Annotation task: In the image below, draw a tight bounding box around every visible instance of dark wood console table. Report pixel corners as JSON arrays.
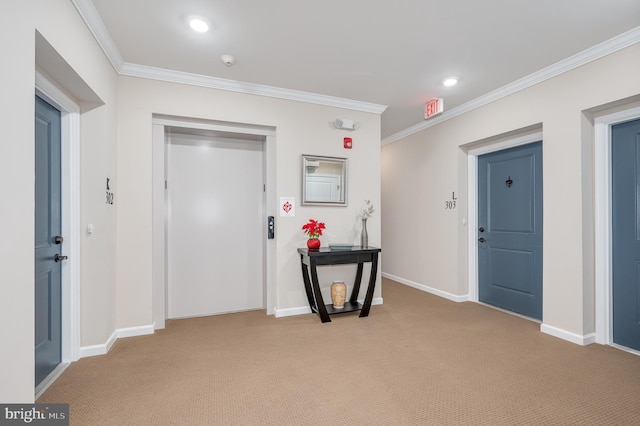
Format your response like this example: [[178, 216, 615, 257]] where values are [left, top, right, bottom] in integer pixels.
[[297, 246, 381, 323]]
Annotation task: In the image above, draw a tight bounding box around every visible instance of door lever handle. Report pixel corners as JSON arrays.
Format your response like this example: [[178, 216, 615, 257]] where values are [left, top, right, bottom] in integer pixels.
[[54, 254, 68, 262], [478, 238, 486, 243]]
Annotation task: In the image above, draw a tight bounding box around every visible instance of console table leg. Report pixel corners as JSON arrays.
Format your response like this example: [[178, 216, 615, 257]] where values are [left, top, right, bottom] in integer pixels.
[[359, 252, 379, 317], [300, 259, 316, 313], [349, 263, 364, 303], [310, 260, 331, 323]]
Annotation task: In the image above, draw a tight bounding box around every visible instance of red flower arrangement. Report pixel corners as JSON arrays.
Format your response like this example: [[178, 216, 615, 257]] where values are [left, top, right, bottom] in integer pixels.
[[302, 219, 325, 239]]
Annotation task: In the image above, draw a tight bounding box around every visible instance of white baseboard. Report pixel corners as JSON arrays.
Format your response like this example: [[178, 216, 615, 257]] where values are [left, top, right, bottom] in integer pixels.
[[117, 324, 155, 338], [79, 325, 154, 358], [79, 330, 117, 358], [540, 323, 596, 346], [275, 297, 383, 318], [382, 272, 469, 303], [275, 306, 312, 318]]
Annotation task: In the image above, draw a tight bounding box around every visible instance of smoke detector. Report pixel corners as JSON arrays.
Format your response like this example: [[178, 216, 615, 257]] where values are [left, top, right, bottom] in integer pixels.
[[221, 54, 236, 67]]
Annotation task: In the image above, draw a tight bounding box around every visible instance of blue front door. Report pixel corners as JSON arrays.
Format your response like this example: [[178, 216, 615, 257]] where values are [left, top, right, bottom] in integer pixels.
[[478, 142, 543, 320], [611, 118, 640, 351], [34, 96, 62, 386]]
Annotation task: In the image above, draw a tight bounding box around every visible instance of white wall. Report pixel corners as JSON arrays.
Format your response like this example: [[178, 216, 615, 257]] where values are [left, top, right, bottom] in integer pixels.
[[0, 0, 118, 401], [116, 76, 382, 329], [382, 42, 640, 340]]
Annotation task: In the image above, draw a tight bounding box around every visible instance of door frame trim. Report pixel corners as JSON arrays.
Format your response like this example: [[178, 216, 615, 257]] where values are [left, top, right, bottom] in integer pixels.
[[467, 131, 543, 303], [151, 116, 277, 329], [594, 106, 640, 346], [34, 72, 81, 388]]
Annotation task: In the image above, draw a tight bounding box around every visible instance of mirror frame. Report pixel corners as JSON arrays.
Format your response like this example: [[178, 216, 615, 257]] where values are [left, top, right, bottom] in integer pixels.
[[301, 154, 348, 206]]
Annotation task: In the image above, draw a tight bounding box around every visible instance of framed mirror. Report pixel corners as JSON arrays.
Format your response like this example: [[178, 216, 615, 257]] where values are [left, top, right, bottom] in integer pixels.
[[302, 155, 348, 206]]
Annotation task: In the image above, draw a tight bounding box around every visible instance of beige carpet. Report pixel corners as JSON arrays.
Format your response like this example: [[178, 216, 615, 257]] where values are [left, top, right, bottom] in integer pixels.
[[38, 279, 640, 425]]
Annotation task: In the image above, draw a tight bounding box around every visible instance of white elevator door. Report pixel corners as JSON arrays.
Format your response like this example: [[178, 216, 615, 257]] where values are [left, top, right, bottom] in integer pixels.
[[167, 134, 264, 318]]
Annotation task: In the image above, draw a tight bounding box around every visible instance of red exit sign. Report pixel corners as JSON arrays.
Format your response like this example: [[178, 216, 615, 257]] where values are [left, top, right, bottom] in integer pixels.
[[424, 98, 444, 119]]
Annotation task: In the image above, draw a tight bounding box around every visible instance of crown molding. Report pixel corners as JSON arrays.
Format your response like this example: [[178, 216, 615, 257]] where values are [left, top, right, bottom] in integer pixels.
[[72, 0, 124, 72], [120, 63, 387, 114], [72, 0, 387, 115], [71, 1, 637, 136], [382, 25, 640, 146]]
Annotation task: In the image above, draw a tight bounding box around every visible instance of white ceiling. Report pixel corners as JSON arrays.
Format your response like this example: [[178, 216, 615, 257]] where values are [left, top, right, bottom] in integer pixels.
[[86, 0, 640, 140]]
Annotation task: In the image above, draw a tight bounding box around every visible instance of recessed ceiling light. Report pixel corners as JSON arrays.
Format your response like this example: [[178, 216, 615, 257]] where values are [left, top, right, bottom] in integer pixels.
[[443, 77, 459, 87], [188, 16, 211, 33]]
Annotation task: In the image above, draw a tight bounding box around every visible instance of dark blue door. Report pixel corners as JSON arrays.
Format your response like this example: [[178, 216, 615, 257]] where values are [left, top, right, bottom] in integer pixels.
[[612, 118, 640, 351], [478, 142, 543, 320], [35, 96, 62, 386]]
